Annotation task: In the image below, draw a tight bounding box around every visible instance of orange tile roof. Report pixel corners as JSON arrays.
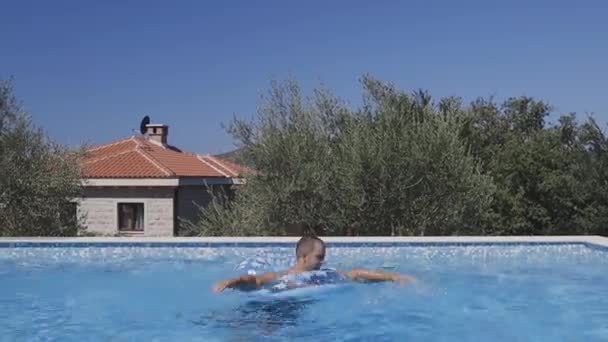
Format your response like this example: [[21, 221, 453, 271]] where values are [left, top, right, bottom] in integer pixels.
[[81, 136, 248, 178], [199, 155, 253, 177]]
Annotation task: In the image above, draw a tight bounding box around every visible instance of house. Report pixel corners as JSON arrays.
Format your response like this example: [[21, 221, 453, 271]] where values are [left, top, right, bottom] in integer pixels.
[[78, 122, 247, 236]]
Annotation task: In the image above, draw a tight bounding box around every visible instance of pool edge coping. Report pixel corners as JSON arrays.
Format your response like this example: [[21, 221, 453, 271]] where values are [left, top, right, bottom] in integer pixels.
[[0, 235, 607, 248]]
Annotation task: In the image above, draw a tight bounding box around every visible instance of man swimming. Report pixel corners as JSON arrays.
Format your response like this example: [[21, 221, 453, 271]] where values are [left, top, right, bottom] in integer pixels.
[[213, 235, 416, 293]]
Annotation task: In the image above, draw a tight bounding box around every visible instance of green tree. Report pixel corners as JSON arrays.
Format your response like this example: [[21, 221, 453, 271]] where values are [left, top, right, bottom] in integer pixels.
[[575, 117, 608, 235], [0, 79, 83, 236], [189, 76, 608, 237], [463, 97, 607, 235], [328, 77, 494, 236], [188, 77, 495, 236]]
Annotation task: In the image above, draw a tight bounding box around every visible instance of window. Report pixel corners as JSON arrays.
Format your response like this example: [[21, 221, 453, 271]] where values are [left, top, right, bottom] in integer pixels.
[[118, 203, 144, 231]]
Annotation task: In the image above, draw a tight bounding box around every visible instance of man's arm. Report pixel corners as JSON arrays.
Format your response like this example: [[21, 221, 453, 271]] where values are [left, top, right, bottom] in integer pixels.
[[213, 272, 280, 293], [338, 268, 416, 283]]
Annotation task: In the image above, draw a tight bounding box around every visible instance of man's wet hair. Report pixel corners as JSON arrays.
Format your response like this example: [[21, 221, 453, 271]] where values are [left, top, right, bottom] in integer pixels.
[[295, 235, 325, 259]]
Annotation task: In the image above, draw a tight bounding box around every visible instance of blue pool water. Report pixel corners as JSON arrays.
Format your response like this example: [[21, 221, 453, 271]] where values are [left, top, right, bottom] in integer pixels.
[[1, 242, 608, 341]]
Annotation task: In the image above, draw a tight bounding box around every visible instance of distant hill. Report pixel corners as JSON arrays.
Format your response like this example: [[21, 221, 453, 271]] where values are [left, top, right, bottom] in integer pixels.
[[214, 147, 253, 168]]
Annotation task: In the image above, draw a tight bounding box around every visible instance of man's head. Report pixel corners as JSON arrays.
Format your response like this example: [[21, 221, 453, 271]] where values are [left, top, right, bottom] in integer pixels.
[[295, 236, 326, 271]]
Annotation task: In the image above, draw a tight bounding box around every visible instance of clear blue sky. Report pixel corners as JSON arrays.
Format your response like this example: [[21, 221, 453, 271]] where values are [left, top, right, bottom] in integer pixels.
[[2, 0, 607, 154]]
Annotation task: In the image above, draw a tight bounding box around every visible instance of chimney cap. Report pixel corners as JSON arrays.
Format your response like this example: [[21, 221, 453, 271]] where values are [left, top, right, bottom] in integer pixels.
[[145, 123, 169, 145]]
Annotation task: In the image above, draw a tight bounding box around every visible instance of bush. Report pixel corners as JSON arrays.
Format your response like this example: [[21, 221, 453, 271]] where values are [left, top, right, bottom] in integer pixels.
[[0, 79, 84, 236], [186, 76, 496, 236]]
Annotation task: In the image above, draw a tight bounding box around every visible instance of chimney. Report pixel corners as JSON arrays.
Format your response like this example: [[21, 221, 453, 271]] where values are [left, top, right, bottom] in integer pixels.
[[145, 124, 169, 145]]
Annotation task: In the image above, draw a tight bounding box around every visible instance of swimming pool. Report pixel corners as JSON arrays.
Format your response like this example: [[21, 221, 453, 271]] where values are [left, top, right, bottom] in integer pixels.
[[1, 237, 608, 341]]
